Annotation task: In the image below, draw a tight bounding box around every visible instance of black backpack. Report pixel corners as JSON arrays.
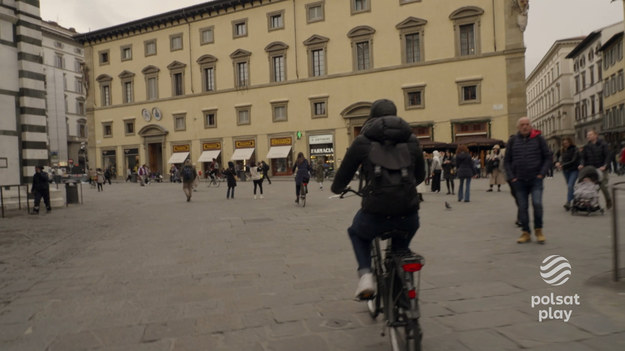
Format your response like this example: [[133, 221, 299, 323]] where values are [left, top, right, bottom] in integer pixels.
[[181, 166, 195, 182], [360, 140, 419, 216]]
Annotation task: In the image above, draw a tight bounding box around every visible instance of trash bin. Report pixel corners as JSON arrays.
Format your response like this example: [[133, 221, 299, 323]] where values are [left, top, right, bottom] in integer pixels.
[[65, 181, 79, 204]]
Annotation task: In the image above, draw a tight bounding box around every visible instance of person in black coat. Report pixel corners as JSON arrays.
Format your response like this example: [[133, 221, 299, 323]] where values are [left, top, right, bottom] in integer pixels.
[[331, 99, 426, 300], [555, 137, 580, 210], [31, 165, 51, 214], [579, 130, 612, 209], [223, 161, 237, 199], [504, 117, 551, 244]]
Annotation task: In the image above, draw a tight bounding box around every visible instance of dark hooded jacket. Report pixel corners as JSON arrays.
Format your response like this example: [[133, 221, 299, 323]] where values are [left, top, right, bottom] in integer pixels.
[[580, 138, 610, 169], [331, 99, 426, 214], [504, 129, 552, 181]]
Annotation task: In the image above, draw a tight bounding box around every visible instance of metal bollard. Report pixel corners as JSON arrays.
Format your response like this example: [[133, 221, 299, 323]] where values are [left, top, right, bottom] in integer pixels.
[[613, 181, 625, 282]]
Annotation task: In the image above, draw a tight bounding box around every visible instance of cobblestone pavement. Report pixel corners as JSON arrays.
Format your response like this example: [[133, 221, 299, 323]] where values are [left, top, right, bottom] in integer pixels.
[[1, 175, 625, 350]]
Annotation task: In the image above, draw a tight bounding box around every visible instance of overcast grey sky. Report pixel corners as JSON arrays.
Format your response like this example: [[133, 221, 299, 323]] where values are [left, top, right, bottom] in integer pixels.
[[40, 0, 624, 76]]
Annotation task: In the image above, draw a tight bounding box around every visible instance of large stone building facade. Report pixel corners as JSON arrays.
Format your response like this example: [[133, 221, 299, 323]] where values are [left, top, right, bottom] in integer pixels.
[[526, 37, 583, 152], [566, 22, 622, 146], [78, 0, 528, 179], [41, 21, 88, 171], [599, 30, 625, 150], [0, 0, 46, 185]]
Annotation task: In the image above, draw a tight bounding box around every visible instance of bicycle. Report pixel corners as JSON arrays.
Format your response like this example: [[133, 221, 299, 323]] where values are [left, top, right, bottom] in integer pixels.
[[299, 181, 308, 207], [339, 188, 425, 351], [207, 174, 221, 188]]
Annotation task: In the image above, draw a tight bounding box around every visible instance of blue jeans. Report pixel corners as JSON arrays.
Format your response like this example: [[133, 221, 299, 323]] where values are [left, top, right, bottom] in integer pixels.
[[563, 169, 578, 204], [512, 178, 544, 232], [458, 177, 472, 202], [347, 209, 420, 275]]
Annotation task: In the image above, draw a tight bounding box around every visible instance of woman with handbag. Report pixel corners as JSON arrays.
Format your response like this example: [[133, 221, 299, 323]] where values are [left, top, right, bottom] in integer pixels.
[[455, 145, 475, 202]]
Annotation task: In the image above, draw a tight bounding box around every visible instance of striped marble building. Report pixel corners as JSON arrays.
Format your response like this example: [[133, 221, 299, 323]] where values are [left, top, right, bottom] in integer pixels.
[[0, 0, 46, 185]]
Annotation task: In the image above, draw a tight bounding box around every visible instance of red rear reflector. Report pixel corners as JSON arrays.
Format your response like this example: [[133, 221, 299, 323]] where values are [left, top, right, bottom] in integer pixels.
[[402, 263, 423, 272], [408, 289, 417, 299]]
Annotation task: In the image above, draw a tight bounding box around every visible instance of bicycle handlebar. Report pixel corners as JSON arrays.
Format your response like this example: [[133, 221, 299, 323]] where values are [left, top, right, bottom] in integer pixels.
[[339, 187, 362, 198]]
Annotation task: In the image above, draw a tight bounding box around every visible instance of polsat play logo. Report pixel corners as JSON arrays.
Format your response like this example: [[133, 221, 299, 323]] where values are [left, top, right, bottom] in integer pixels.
[[531, 255, 580, 322], [539, 255, 571, 286]]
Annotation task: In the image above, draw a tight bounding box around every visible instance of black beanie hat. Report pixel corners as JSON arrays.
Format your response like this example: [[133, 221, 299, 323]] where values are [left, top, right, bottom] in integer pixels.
[[369, 99, 397, 118]]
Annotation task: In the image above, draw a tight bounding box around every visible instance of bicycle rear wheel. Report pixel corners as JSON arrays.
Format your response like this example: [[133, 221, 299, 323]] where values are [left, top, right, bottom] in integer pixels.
[[300, 184, 307, 207], [389, 316, 422, 351], [367, 239, 383, 318]]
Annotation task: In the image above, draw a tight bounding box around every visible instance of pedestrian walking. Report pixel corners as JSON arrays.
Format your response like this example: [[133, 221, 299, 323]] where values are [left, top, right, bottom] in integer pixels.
[[180, 160, 197, 202], [315, 159, 325, 190], [104, 167, 112, 185], [96, 168, 104, 192], [137, 164, 148, 186], [330, 98, 426, 299], [31, 165, 52, 214], [223, 161, 237, 199], [455, 144, 475, 202], [555, 137, 580, 210], [430, 150, 442, 192], [486, 145, 505, 192], [292, 152, 311, 204], [504, 117, 552, 244], [260, 160, 271, 184], [579, 130, 612, 209], [249, 161, 264, 199], [442, 150, 455, 195]]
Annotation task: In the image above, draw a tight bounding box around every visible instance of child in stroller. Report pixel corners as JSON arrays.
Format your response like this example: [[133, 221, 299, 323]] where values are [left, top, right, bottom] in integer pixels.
[[571, 166, 604, 215]]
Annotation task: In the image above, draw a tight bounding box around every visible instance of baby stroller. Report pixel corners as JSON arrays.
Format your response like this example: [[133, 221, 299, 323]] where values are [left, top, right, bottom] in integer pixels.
[[570, 166, 604, 216]]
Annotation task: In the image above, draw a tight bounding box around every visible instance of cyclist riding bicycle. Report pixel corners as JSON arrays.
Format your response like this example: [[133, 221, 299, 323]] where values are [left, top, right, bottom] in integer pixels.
[[331, 99, 426, 300], [292, 152, 311, 204]]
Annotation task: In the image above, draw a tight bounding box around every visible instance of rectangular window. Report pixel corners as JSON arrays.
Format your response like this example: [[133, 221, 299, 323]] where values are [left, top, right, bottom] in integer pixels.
[[170, 34, 183, 51], [200, 27, 214, 45], [273, 56, 285, 82], [102, 84, 111, 106], [125, 120, 135, 135], [312, 49, 325, 76], [356, 41, 370, 70], [203, 67, 215, 91], [307, 3, 324, 23], [204, 111, 217, 128], [237, 108, 251, 125], [460, 85, 475, 100], [456, 79, 481, 105], [174, 115, 186, 131], [310, 97, 328, 118], [459, 24, 475, 56], [619, 70, 624, 91], [405, 33, 420, 63], [237, 62, 249, 87], [233, 20, 247, 38], [590, 95, 596, 115], [173, 73, 184, 96], [77, 101, 85, 115], [75, 78, 83, 93], [145, 40, 157, 56], [78, 123, 87, 138], [103, 123, 112, 137], [403, 86, 425, 109], [147, 77, 158, 100], [272, 103, 288, 122], [121, 45, 132, 61], [353, 0, 368, 12], [589, 65, 595, 85], [99, 50, 109, 65], [408, 91, 422, 106], [55, 54, 64, 68], [269, 13, 284, 30], [123, 81, 133, 103]]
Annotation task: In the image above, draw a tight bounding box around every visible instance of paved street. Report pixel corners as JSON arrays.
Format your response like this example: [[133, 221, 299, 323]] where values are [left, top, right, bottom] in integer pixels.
[[1, 174, 625, 350]]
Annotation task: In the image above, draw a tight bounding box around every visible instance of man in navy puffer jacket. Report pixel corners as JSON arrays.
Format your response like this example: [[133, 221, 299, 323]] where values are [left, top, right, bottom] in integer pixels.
[[504, 117, 552, 244]]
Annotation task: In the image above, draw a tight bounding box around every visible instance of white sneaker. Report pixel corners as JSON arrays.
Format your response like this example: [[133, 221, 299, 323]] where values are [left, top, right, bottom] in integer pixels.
[[260, 195, 264, 199], [254, 195, 257, 199], [354, 273, 375, 300]]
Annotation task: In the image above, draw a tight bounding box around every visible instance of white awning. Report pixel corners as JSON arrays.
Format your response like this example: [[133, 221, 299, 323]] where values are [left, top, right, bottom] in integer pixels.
[[266, 145, 292, 159], [167, 152, 189, 164], [197, 150, 221, 163], [231, 148, 255, 161]]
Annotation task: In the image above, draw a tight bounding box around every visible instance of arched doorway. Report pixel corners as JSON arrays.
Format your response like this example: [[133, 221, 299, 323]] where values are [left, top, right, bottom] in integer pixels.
[[340, 101, 372, 143], [138, 124, 168, 175]]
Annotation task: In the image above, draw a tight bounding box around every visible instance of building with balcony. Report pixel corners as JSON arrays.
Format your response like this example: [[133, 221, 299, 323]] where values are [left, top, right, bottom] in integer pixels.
[[526, 37, 583, 152], [77, 0, 528, 179], [598, 31, 625, 150]]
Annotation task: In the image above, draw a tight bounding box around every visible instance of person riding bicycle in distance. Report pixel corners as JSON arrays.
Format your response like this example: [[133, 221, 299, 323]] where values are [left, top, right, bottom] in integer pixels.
[[331, 99, 426, 300]]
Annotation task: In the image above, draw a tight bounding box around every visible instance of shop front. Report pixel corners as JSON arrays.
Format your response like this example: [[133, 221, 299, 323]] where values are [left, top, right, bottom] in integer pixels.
[[124, 147, 139, 179], [266, 136, 293, 176], [167, 144, 190, 173], [197, 141, 222, 177], [309, 134, 335, 175], [231, 139, 255, 180], [102, 149, 117, 174]]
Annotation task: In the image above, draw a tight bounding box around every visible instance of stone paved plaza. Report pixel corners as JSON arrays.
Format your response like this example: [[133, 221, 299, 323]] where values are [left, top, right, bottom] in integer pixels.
[[1, 174, 625, 350]]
